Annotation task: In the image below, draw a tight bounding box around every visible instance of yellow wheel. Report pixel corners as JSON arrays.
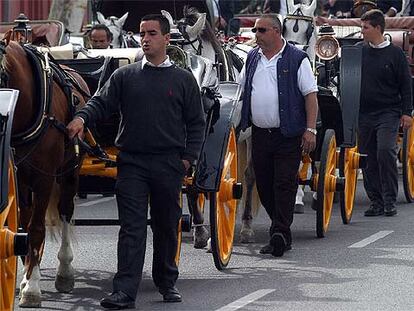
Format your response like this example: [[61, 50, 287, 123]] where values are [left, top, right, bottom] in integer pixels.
[[210, 128, 238, 270], [0, 161, 18, 311], [316, 129, 337, 238], [403, 125, 414, 203], [175, 192, 183, 267], [339, 146, 359, 224]]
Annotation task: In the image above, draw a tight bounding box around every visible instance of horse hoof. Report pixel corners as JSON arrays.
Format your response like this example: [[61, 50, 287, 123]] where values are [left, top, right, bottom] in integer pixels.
[[55, 275, 75, 293], [19, 282, 27, 298], [240, 229, 255, 243], [19, 293, 41, 308], [194, 226, 209, 249]]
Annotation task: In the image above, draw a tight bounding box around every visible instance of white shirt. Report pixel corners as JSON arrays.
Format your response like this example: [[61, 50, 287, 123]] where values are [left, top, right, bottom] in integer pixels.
[[239, 40, 318, 128], [369, 39, 390, 49], [141, 55, 173, 69]]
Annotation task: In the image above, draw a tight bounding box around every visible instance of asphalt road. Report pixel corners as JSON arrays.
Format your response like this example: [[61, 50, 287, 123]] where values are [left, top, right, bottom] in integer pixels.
[[12, 178, 414, 311]]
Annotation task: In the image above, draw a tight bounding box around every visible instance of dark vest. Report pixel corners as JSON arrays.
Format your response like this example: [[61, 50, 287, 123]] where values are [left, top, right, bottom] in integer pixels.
[[240, 44, 308, 137]]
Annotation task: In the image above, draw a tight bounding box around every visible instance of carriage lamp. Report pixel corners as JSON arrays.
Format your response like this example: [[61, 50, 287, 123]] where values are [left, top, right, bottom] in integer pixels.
[[12, 13, 32, 44], [315, 24, 339, 61]]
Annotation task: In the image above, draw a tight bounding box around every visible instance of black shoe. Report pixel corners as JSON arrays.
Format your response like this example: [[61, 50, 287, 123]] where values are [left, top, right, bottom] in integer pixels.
[[384, 206, 397, 216], [364, 205, 384, 217], [100, 291, 135, 310], [259, 243, 273, 254], [159, 286, 182, 303], [294, 203, 304, 214], [270, 233, 287, 257]]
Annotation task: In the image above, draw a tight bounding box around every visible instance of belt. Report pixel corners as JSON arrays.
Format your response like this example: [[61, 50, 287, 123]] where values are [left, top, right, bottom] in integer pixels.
[[253, 125, 280, 133]]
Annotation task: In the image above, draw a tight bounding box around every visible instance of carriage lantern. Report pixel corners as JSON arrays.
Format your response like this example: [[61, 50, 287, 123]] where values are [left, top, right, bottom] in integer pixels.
[[12, 13, 32, 44], [315, 24, 339, 61]]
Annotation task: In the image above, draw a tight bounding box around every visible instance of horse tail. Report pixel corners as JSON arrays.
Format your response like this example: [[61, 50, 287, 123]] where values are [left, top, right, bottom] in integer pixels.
[[45, 180, 62, 240]]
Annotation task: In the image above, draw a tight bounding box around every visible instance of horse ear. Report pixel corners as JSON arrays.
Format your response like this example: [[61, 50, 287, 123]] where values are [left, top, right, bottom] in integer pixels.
[[117, 12, 129, 27], [97, 12, 106, 24], [286, 0, 295, 14], [186, 13, 206, 39], [302, 0, 317, 16], [161, 10, 175, 28]]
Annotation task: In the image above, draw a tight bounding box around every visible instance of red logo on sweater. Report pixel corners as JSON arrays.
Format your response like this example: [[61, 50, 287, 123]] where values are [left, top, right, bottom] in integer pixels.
[[168, 89, 173, 96]]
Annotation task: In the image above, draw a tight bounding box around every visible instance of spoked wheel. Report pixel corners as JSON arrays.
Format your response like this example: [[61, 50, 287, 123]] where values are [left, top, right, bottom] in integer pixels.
[[175, 192, 184, 267], [210, 128, 238, 270], [316, 129, 337, 238], [0, 162, 18, 311], [339, 146, 359, 224], [402, 125, 414, 202]]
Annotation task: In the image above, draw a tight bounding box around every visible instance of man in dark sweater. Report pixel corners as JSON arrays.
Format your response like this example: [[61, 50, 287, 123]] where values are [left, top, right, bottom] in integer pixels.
[[67, 14, 205, 309], [358, 9, 412, 217]]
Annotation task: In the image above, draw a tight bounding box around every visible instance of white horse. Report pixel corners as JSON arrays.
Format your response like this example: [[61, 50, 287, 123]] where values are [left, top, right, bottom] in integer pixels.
[[96, 11, 129, 48], [161, 7, 258, 246], [283, 0, 318, 62]]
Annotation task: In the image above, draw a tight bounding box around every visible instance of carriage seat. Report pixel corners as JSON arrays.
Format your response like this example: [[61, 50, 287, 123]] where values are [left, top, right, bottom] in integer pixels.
[[77, 48, 142, 66], [36, 43, 75, 60]]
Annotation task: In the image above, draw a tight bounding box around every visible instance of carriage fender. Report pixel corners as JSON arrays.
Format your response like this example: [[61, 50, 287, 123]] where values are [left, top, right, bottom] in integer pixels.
[[0, 89, 19, 212], [194, 82, 241, 192]]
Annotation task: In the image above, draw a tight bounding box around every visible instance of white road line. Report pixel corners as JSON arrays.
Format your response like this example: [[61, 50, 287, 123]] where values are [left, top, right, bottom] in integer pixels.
[[77, 197, 115, 207], [215, 289, 275, 311], [348, 230, 394, 248]]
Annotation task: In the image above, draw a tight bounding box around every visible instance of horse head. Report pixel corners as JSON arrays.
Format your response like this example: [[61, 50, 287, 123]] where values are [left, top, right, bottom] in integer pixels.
[[96, 11, 129, 48], [283, 0, 317, 61]]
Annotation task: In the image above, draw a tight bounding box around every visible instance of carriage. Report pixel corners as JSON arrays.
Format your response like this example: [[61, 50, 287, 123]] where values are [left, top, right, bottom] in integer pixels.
[[0, 89, 28, 311]]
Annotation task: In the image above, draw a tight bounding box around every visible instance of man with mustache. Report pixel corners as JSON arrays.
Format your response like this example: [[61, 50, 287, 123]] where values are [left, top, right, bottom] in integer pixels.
[[239, 14, 318, 257]]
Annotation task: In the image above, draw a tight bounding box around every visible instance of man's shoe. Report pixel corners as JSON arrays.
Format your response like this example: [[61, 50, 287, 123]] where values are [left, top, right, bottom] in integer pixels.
[[270, 233, 287, 257], [259, 243, 273, 254], [100, 291, 135, 310], [294, 203, 304, 214], [384, 206, 397, 216], [364, 205, 384, 216], [159, 286, 182, 303]]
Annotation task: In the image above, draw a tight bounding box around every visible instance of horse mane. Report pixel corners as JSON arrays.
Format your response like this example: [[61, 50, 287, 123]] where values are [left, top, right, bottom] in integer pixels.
[[182, 6, 221, 53], [3, 40, 26, 72]]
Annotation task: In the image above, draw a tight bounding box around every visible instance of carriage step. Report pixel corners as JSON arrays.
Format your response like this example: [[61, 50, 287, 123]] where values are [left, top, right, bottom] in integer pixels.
[[73, 214, 192, 232], [233, 183, 243, 200]]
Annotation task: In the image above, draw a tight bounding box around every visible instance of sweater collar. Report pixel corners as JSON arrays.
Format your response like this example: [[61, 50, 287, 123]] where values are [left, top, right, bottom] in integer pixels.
[[369, 39, 390, 49]]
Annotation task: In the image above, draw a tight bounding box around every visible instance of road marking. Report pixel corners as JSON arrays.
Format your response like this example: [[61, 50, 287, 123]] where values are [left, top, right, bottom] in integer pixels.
[[215, 289, 275, 311], [348, 230, 393, 248], [77, 197, 115, 207]]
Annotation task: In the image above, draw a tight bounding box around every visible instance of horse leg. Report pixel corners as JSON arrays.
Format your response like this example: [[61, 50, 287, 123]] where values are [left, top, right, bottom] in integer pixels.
[[19, 186, 51, 308], [239, 134, 256, 243], [54, 174, 76, 293], [187, 186, 209, 249]]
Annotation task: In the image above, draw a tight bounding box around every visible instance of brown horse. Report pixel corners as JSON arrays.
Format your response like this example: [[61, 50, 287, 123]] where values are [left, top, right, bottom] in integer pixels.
[[0, 36, 89, 307]]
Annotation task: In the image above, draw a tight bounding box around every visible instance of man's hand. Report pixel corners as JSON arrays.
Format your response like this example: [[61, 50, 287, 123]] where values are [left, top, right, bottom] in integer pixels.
[[302, 131, 316, 154], [66, 117, 85, 140], [401, 115, 413, 130]]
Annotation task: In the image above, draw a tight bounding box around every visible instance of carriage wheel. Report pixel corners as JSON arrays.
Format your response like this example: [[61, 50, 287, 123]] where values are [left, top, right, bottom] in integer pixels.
[[316, 129, 337, 238], [0, 162, 18, 311], [210, 128, 238, 270], [174, 192, 184, 267], [402, 126, 414, 203], [339, 146, 359, 224]]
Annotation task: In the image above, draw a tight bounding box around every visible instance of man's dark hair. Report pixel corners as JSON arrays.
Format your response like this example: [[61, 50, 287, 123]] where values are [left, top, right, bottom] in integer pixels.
[[90, 24, 113, 41], [141, 14, 170, 34], [361, 9, 385, 33]]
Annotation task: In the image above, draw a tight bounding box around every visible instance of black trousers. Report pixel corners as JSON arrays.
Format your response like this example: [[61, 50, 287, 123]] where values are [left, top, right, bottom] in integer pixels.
[[358, 109, 400, 209], [251, 126, 302, 245], [112, 151, 185, 299]]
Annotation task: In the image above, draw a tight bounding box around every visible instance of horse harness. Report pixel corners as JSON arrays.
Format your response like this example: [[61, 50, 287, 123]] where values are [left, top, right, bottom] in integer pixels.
[[176, 20, 204, 56], [283, 8, 315, 47]]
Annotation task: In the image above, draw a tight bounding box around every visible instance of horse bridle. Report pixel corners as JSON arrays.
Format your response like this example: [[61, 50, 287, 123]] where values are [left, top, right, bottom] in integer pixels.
[[0, 41, 9, 89], [283, 8, 315, 46], [176, 20, 203, 55]]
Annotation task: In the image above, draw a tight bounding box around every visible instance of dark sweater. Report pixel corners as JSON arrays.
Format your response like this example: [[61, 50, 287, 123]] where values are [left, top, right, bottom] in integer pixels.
[[76, 62, 206, 161], [359, 42, 412, 116]]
